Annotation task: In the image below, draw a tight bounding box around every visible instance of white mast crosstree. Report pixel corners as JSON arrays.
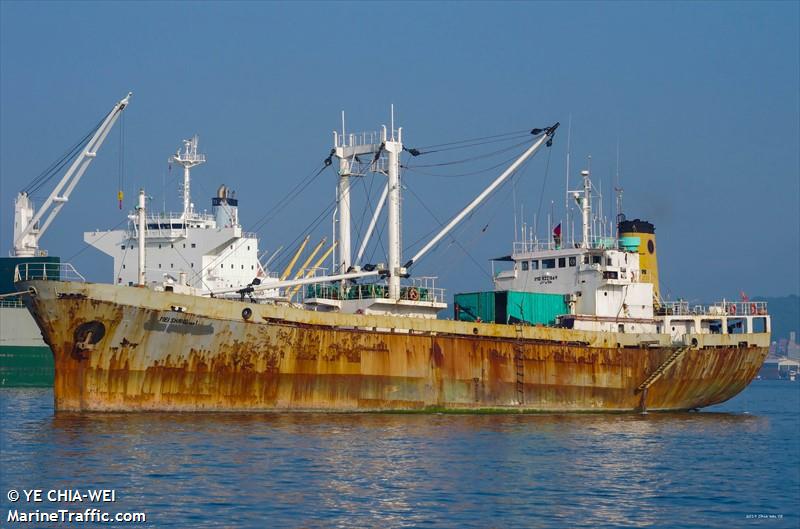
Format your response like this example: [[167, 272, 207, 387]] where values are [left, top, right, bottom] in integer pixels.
[[170, 135, 206, 219]]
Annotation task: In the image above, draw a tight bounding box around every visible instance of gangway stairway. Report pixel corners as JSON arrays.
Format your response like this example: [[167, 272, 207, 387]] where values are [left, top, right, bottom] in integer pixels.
[[635, 346, 690, 412]]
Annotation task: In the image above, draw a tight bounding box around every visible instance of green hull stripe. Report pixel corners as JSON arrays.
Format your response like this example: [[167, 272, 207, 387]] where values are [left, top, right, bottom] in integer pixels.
[[0, 345, 54, 387]]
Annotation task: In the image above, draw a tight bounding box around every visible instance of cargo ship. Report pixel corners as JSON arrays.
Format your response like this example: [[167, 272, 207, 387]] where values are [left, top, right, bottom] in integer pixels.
[[14, 107, 771, 412]]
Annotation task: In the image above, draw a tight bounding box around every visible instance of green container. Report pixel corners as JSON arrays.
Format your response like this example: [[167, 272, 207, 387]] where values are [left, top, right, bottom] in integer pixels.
[[504, 291, 568, 326], [454, 291, 496, 323], [454, 290, 567, 326]]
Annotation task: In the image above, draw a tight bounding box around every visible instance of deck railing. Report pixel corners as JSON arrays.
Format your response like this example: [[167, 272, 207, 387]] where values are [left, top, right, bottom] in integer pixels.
[[305, 282, 446, 304], [659, 300, 768, 317], [14, 262, 85, 283], [512, 237, 619, 254]]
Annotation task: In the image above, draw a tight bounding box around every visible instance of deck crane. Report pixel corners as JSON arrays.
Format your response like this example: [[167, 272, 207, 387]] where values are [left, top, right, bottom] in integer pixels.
[[12, 92, 132, 257]]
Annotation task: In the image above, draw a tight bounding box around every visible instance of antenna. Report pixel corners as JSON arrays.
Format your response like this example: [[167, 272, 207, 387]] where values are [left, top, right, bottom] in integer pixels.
[[614, 138, 624, 238], [565, 115, 572, 246], [390, 104, 395, 141]]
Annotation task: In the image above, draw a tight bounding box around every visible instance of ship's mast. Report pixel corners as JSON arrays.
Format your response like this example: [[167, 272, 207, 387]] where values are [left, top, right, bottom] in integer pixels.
[[170, 135, 205, 219], [337, 115, 353, 274], [137, 188, 146, 286], [332, 116, 383, 275], [385, 119, 404, 299], [580, 169, 591, 248]]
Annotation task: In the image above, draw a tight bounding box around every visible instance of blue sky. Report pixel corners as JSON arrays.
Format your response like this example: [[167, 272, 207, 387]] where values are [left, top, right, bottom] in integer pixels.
[[1, 1, 798, 301]]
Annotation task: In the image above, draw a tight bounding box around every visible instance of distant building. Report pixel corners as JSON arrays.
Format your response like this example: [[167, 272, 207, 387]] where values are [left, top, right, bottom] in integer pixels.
[[788, 331, 800, 361]]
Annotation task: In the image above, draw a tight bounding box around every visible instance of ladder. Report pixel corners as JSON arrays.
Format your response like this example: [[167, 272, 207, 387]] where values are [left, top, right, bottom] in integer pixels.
[[636, 346, 689, 393], [635, 346, 690, 412], [514, 325, 525, 405]]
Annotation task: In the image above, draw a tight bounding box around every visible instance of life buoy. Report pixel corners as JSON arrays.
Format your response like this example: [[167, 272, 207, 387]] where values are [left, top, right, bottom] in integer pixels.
[[728, 304, 736, 315], [408, 287, 419, 301]]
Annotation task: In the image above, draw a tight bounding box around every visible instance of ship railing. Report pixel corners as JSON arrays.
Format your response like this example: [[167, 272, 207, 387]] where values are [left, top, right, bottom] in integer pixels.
[[334, 130, 385, 149], [138, 212, 217, 223], [0, 298, 25, 308], [659, 300, 768, 316], [512, 237, 619, 254], [14, 262, 85, 283], [304, 281, 446, 304]]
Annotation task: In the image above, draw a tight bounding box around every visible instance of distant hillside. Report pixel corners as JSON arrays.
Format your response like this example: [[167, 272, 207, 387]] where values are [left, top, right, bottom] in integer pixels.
[[753, 295, 799, 341]]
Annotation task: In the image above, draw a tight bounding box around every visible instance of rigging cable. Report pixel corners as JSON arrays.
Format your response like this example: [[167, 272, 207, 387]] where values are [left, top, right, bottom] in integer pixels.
[[404, 182, 492, 280], [412, 128, 532, 152], [117, 112, 126, 209], [533, 145, 554, 236], [190, 156, 334, 283], [23, 116, 106, 196], [402, 138, 533, 169]]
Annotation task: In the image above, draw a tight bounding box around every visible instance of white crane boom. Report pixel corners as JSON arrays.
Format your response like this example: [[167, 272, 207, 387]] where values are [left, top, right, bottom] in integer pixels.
[[404, 123, 559, 269], [12, 92, 132, 257]]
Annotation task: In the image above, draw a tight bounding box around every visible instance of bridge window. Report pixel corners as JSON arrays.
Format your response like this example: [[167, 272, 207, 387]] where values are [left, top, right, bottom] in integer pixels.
[[542, 259, 556, 269], [558, 257, 566, 268], [592, 255, 602, 265], [606, 257, 613, 266], [521, 261, 529, 271], [531, 260, 539, 270], [191, 243, 196, 248], [121, 245, 126, 250], [569, 256, 576, 266]]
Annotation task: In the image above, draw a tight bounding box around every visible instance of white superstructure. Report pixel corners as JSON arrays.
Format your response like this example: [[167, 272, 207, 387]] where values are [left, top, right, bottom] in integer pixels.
[[85, 137, 277, 297]]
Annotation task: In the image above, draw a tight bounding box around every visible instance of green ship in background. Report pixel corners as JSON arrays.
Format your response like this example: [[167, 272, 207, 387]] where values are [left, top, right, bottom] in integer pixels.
[[0, 256, 58, 386]]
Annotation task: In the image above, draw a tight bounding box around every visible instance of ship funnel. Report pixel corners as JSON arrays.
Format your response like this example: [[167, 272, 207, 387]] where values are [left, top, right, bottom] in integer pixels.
[[618, 218, 660, 303], [212, 185, 239, 228]]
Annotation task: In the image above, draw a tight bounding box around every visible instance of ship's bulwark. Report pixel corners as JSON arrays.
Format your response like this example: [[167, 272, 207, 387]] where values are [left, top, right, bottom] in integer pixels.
[[22, 281, 768, 412]]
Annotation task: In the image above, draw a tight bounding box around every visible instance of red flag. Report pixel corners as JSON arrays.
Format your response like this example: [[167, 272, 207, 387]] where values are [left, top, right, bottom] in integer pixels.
[[740, 291, 749, 302]]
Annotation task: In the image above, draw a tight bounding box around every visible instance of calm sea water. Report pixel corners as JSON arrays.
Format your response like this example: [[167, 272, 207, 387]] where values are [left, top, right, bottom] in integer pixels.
[[1, 381, 798, 529]]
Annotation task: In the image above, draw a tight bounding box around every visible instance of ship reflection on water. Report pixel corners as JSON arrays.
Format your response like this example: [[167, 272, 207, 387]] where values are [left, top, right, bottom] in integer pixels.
[[1, 382, 796, 529]]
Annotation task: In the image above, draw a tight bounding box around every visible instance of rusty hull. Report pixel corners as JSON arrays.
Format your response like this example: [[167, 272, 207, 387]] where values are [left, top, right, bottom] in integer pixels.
[[21, 280, 769, 412]]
